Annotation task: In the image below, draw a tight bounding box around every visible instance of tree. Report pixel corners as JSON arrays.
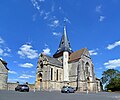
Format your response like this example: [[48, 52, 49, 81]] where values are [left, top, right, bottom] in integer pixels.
[[106, 77, 120, 91], [101, 69, 120, 90]]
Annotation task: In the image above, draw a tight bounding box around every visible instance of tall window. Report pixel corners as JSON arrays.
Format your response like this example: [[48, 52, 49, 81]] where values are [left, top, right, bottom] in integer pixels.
[[51, 68, 53, 80], [85, 62, 89, 76], [56, 69, 58, 81]]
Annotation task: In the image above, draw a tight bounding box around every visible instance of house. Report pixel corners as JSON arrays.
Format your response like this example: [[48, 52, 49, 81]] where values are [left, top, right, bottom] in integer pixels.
[[0, 59, 9, 90]]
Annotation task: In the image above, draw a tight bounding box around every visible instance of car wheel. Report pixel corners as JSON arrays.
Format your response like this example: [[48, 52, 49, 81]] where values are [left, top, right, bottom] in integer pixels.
[[67, 90, 69, 93], [19, 89, 22, 92]]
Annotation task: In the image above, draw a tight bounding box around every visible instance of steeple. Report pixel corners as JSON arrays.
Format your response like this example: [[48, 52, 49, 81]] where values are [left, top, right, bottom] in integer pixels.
[[53, 21, 73, 58]]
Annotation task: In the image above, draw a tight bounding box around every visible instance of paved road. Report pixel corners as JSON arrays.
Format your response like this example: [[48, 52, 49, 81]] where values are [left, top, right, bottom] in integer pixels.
[[0, 90, 120, 100]]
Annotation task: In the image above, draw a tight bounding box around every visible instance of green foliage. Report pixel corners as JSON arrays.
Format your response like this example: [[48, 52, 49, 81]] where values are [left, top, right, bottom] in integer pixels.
[[106, 77, 120, 91], [101, 69, 120, 91]]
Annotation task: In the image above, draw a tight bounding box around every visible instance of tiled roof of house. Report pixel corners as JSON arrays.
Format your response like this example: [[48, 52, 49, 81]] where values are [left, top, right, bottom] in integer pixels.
[[69, 48, 87, 62]]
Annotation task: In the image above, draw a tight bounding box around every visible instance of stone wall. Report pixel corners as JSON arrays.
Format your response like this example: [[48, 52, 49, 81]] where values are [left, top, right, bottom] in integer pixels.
[[0, 61, 8, 90], [8, 83, 18, 90], [8, 83, 35, 91]]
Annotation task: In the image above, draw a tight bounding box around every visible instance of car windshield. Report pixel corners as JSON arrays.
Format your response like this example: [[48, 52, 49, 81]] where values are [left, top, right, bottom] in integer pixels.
[[19, 85, 28, 87], [62, 86, 67, 88]]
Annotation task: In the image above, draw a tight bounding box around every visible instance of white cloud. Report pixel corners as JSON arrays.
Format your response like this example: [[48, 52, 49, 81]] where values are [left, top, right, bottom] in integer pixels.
[[18, 44, 39, 59], [0, 37, 4, 44], [107, 40, 120, 50], [19, 63, 33, 68], [43, 12, 50, 20], [40, 10, 44, 16], [49, 20, 60, 28], [96, 5, 102, 13], [31, 0, 47, 19], [0, 48, 4, 55], [31, 71, 35, 74], [3, 53, 9, 56], [8, 70, 17, 74], [44, 43, 48, 47], [99, 16, 105, 22], [0, 48, 10, 57], [52, 32, 62, 36], [19, 74, 35, 79], [5, 47, 11, 52], [8, 78, 27, 83], [43, 48, 51, 55], [31, 0, 39, 7], [89, 49, 98, 56], [104, 59, 120, 69], [64, 17, 71, 24], [0, 37, 11, 57]]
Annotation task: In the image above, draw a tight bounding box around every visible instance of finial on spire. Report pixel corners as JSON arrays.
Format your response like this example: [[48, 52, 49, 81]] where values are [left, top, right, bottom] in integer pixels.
[[64, 19, 66, 26], [63, 19, 67, 34]]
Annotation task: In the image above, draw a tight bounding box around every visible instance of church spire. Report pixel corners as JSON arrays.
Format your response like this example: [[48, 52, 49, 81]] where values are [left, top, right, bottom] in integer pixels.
[[53, 21, 73, 58]]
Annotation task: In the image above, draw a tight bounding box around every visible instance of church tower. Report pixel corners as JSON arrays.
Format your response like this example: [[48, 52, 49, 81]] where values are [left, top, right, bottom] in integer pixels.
[[53, 21, 73, 82]]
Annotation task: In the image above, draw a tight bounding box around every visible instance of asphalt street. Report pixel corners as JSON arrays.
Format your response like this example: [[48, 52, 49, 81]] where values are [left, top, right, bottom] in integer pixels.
[[0, 90, 120, 100]]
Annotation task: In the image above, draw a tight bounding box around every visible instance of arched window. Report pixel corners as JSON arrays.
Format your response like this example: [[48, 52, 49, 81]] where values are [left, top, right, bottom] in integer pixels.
[[51, 68, 53, 80], [56, 69, 58, 81], [37, 72, 43, 82], [38, 73, 42, 78], [85, 62, 90, 76]]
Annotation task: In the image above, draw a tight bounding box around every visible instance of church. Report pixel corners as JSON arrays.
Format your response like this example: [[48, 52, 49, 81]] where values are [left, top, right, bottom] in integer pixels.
[[35, 23, 101, 92]]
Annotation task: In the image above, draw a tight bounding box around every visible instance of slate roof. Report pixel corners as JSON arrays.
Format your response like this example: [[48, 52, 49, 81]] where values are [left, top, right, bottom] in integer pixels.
[[0, 59, 9, 70], [53, 24, 73, 57], [69, 48, 87, 62], [45, 55, 62, 68]]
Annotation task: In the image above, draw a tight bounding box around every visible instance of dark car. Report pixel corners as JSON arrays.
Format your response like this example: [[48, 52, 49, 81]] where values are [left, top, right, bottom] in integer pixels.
[[61, 86, 75, 93], [15, 84, 29, 92]]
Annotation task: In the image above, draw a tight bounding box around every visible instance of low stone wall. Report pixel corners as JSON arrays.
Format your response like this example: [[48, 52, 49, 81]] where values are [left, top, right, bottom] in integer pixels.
[[8, 83, 18, 90], [28, 84, 35, 91], [7, 82, 35, 91]]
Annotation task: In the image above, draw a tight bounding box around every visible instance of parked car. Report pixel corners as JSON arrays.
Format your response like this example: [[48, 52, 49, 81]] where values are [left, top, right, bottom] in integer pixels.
[[61, 86, 75, 93], [15, 84, 29, 92]]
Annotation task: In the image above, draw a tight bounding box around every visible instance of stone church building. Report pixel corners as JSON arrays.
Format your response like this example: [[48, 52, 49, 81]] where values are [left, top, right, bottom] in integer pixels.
[[35, 24, 101, 92]]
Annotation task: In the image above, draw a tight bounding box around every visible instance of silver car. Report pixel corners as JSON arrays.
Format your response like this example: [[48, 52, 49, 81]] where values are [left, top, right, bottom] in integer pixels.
[[61, 86, 75, 93], [15, 84, 29, 92]]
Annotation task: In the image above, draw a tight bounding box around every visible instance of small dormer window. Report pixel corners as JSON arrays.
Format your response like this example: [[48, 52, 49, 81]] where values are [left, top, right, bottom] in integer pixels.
[[41, 54, 43, 57]]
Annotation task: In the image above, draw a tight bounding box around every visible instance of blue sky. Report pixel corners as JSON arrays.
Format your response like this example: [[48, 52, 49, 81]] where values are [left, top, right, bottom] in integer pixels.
[[0, 0, 120, 84]]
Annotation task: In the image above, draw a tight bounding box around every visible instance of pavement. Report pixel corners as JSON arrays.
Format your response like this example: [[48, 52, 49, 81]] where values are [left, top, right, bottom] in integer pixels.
[[0, 90, 120, 100]]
